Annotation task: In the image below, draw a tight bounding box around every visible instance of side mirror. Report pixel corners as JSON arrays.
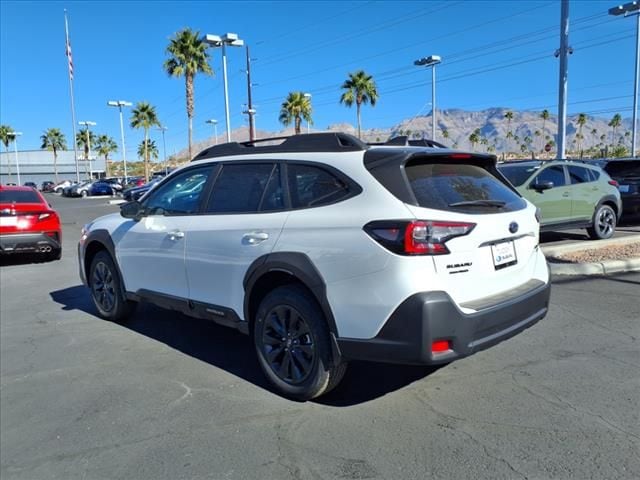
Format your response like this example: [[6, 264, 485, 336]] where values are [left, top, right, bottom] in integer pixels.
[[531, 180, 554, 192], [120, 201, 145, 221]]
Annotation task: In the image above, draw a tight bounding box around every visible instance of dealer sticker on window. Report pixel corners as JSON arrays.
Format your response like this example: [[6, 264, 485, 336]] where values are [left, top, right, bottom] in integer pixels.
[[491, 241, 517, 270]]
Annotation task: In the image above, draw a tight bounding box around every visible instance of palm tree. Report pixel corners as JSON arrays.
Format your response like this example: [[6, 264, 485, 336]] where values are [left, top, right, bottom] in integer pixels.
[[608, 113, 622, 146], [278, 91, 313, 135], [76, 130, 98, 178], [576, 113, 587, 154], [469, 129, 481, 150], [130, 102, 161, 181], [0, 124, 15, 180], [441, 129, 449, 141], [504, 110, 514, 151], [534, 129, 541, 152], [540, 109, 550, 146], [95, 135, 118, 177], [480, 136, 489, 152], [164, 28, 213, 160], [40, 128, 67, 183], [340, 70, 379, 139], [137, 139, 159, 161]]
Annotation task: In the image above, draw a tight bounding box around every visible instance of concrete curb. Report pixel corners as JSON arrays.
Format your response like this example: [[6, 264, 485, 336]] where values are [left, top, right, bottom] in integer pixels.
[[548, 257, 640, 277]]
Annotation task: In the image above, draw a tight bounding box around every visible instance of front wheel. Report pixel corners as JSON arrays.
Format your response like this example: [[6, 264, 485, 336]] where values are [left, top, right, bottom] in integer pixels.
[[89, 250, 136, 321], [253, 285, 347, 400], [587, 204, 616, 240]]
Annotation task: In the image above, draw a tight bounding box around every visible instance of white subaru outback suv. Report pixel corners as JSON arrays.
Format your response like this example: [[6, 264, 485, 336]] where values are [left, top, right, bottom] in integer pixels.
[[79, 133, 550, 400]]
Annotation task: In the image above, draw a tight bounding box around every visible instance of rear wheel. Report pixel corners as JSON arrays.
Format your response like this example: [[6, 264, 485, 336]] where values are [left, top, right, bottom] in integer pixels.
[[81, 190, 88, 198], [587, 204, 616, 240], [89, 250, 136, 321], [253, 285, 347, 400]]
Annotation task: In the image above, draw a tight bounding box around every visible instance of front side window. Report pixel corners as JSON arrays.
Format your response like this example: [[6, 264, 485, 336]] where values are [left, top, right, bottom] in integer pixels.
[[206, 163, 283, 214], [568, 166, 591, 184], [288, 164, 350, 208], [532, 165, 566, 188], [143, 166, 212, 215]]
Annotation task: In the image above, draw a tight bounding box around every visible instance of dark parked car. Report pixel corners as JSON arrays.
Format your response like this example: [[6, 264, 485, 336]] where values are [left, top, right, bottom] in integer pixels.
[[23, 182, 38, 189], [123, 178, 161, 201], [89, 181, 117, 196], [41, 181, 55, 192], [598, 159, 640, 215]]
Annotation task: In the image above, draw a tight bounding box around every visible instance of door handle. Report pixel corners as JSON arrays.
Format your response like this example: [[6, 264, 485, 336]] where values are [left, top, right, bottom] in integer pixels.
[[562, 192, 570, 198], [167, 230, 185, 241], [243, 232, 269, 245]]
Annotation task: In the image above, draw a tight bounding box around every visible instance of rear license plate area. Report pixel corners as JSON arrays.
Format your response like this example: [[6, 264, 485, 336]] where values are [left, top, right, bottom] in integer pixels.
[[491, 241, 517, 270]]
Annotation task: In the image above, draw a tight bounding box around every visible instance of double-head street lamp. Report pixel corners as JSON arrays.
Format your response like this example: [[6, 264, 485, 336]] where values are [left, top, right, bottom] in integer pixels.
[[7, 131, 22, 185], [414, 55, 442, 141], [609, 1, 640, 157], [303, 93, 312, 134], [107, 100, 132, 180], [206, 119, 219, 144], [204, 33, 244, 143], [78, 121, 96, 179]]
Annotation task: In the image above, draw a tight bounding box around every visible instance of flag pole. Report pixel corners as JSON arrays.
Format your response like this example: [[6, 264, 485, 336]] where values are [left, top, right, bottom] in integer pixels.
[[64, 9, 80, 183]]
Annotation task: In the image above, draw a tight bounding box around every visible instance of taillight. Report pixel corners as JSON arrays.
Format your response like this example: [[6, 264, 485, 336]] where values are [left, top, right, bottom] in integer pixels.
[[364, 220, 476, 255], [608, 180, 619, 187]]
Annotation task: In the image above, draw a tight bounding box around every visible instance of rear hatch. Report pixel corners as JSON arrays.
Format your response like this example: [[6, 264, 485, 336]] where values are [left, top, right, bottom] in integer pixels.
[[604, 160, 640, 197], [366, 150, 542, 308]]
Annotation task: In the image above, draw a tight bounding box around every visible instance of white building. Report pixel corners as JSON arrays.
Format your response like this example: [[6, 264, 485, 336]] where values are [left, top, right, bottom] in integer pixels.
[[0, 150, 106, 186]]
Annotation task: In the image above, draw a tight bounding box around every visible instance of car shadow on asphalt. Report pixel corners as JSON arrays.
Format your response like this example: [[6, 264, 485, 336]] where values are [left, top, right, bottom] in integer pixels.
[[0, 254, 60, 267], [49, 285, 439, 405]]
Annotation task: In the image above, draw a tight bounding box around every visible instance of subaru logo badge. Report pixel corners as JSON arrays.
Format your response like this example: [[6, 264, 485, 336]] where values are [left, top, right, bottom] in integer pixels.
[[509, 222, 519, 234]]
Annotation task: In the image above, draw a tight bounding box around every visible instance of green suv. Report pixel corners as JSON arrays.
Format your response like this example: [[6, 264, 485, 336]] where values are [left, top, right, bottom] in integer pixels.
[[498, 160, 622, 240]]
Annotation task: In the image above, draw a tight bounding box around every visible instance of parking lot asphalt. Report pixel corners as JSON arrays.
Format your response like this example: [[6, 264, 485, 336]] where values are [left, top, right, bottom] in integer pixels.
[[1, 195, 639, 480]]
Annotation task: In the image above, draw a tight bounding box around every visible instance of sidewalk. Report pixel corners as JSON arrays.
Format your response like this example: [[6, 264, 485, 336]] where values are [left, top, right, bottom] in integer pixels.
[[542, 234, 640, 277]]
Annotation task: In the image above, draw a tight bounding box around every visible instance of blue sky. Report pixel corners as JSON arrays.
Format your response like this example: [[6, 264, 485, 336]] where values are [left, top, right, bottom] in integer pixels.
[[0, 0, 636, 158]]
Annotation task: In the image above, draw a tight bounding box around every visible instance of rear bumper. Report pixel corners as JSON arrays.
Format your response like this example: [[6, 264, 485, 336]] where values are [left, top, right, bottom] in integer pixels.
[[0, 232, 61, 255], [337, 280, 550, 365]]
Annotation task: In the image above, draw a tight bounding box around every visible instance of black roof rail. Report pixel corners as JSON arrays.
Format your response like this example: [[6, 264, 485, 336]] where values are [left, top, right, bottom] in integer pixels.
[[191, 132, 367, 161], [368, 136, 446, 149]]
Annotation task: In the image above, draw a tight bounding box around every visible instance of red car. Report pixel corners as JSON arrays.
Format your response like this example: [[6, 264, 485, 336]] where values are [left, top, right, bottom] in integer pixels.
[[0, 185, 62, 260]]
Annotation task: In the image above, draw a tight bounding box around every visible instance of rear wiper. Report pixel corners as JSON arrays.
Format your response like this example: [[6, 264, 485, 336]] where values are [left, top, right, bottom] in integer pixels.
[[449, 200, 506, 208]]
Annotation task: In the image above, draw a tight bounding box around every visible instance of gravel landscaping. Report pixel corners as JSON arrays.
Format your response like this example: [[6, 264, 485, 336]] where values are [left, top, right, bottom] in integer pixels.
[[555, 241, 640, 263]]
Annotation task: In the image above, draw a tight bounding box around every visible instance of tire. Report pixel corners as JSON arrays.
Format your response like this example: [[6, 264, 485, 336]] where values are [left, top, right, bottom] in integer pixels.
[[89, 250, 136, 322], [81, 190, 88, 198], [253, 285, 347, 400], [587, 204, 616, 240]]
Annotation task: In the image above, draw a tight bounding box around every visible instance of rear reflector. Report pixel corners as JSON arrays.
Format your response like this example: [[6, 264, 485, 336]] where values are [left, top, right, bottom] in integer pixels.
[[608, 180, 619, 187], [432, 340, 451, 353]]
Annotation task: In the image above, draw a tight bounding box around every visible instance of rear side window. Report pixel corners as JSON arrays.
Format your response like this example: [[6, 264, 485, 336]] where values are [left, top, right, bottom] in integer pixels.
[[0, 190, 42, 204], [588, 169, 600, 182], [568, 166, 592, 184], [206, 163, 283, 213], [405, 162, 526, 213], [288, 164, 350, 208]]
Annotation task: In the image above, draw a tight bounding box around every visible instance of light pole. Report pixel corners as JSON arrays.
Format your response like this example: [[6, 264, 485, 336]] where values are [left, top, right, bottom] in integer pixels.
[[78, 121, 96, 179], [204, 33, 245, 143], [157, 126, 168, 175], [414, 55, 441, 141], [107, 100, 132, 180], [206, 119, 219, 144], [303, 93, 312, 134], [610, 1, 640, 157], [7, 131, 22, 185]]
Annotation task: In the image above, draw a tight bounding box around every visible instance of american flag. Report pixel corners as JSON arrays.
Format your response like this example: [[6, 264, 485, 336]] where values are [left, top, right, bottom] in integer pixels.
[[66, 39, 73, 80]]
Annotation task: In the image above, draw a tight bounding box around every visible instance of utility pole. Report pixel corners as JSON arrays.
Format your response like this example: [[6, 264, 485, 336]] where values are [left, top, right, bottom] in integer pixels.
[[556, 0, 571, 159], [246, 45, 256, 141]]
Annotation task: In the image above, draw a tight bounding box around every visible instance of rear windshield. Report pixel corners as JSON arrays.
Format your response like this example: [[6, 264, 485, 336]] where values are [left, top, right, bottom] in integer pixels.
[[0, 190, 42, 204], [603, 160, 640, 178], [405, 161, 526, 213], [498, 164, 540, 187]]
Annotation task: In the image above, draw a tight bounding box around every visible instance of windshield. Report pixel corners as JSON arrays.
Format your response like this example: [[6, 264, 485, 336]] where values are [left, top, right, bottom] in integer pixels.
[[498, 164, 541, 187]]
